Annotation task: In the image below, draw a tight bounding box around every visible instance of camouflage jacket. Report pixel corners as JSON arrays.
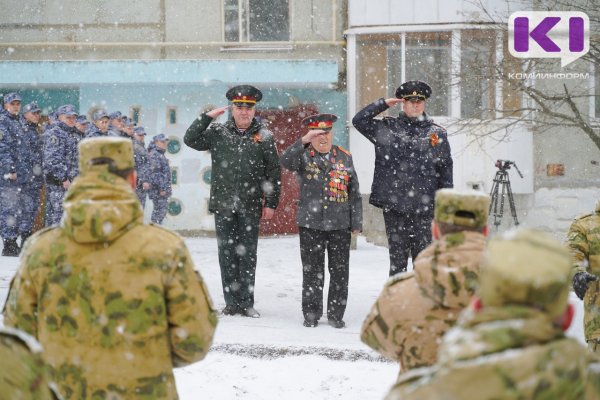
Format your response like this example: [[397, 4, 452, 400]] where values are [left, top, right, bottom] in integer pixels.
[[184, 114, 281, 214], [0, 326, 62, 400], [361, 231, 485, 372], [3, 170, 218, 400], [386, 306, 600, 400], [567, 203, 600, 341]]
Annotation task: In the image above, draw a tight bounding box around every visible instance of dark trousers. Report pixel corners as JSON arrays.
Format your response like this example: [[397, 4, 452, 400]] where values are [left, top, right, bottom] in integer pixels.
[[383, 208, 432, 276], [215, 210, 260, 310], [299, 227, 351, 322], [45, 185, 67, 227], [150, 195, 168, 224], [136, 186, 147, 208]]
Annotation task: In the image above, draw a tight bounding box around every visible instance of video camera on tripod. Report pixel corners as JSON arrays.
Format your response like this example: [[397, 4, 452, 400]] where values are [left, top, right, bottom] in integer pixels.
[[489, 159, 524, 229], [494, 160, 524, 178]]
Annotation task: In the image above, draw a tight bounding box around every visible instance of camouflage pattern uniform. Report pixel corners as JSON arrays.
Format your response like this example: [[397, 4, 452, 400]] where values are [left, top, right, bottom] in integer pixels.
[[361, 189, 489, 372], [567, 201, 600, 351], [0, 326, 62, 400], [0, 105, 23, 249], [386, 229, 600, 400], [4, 137, 218, 400], [42, 107, 80, 226], [18, 111, 44, 241], [147, 137, 172, 224]]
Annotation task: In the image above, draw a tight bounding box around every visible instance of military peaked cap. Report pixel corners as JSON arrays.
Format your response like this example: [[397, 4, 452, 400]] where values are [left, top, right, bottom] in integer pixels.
[[57, 104, 78, 116], [92, 109, 109, 121], [301, 113, 338, 131], [226, 85, 263, 107], [78, 137, 134, 174], [3, 92, 22, 104], [479, 229, 572, 318], [22, 102, 41, 113], [395, 80, 432, 100], [434, 189, 490, 229]]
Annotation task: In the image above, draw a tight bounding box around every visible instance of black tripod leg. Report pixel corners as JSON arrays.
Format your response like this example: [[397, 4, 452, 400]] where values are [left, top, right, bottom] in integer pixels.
[[505, 180, 519, 226]]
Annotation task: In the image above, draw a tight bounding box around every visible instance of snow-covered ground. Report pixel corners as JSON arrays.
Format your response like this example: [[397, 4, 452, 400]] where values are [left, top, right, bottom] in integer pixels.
[[0, 235, 586, 399]]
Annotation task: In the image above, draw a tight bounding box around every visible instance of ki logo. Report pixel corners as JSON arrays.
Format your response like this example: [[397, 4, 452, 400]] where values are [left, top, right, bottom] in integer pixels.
[[508, 11, 589, 67]]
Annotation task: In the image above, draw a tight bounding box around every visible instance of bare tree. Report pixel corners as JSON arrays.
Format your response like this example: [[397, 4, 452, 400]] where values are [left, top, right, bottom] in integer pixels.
[[451, 0, 599, 149]]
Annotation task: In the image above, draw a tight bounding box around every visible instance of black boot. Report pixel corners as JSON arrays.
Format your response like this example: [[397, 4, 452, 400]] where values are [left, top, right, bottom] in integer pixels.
[[20, 231, 32, 248], [2, 238, 20, 257]]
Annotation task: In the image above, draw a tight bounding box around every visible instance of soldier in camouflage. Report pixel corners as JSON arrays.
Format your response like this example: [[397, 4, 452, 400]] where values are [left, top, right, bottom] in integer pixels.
[[0, 92, 24, 256], [147, 133, 172, 224], [42, 104, 80, 226], [4, 137, 218, 400], [386, 229, 600, 400], [18, 101, 44, 248], [566, 201, 600, 353], [361, 189, 489, 373], [0, 326, 62, 399], [133, 126, 150, 207]]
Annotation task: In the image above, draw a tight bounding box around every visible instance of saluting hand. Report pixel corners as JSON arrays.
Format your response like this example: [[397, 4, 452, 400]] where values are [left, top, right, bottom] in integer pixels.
[[206, 105, 230, 119], [384, 98, 404, 107], [301, 129, 328, 145]]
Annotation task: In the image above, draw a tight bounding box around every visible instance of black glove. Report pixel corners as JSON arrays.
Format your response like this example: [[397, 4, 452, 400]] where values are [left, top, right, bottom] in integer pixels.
[[573, 272, 598, 300]]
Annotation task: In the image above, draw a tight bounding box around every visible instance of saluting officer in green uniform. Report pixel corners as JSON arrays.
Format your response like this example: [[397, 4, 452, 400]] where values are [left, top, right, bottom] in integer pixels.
[[184, 85, 281, 318], [280, 114, 362, 328]]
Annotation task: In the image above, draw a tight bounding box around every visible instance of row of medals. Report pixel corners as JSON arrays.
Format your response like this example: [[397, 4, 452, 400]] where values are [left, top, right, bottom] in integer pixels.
[[306, 158, 349, 203]]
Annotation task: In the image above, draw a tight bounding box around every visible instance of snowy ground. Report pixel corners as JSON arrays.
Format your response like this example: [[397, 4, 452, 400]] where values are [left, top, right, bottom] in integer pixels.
[[0, 235, 586, 399]]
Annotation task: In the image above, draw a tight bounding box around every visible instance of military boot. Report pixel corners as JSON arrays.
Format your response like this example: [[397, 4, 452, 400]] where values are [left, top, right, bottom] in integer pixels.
[[2, 238, 20, 257]]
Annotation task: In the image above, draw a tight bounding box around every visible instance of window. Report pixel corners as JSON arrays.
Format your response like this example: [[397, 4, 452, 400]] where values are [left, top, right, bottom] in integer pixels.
[[460, 30, 496, 119], [131, 106, 141, 124], [595, 64, 600, 119], [356, 30, 520, 119], [167, 137, 181, 154], [167, 106, 177, 125], [224, 0, 290, 42], [404, 32, 451, 117]]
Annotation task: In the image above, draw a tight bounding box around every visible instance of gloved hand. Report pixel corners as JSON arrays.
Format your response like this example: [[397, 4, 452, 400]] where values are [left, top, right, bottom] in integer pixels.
[[573, 272, 598, 300]]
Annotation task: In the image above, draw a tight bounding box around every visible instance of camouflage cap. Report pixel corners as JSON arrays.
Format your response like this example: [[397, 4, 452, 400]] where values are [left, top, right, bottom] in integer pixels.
[[434, 189, 490, 228], [479, 229, 572, 318], [78, 137, 134, 174]]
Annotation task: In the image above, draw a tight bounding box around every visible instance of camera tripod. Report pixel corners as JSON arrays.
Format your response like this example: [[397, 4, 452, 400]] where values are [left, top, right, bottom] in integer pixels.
[[489, 160, 523, 230]]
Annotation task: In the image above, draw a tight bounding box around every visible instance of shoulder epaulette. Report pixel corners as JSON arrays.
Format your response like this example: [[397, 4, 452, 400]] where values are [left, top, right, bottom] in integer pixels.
[[431, 122, 447, 131], [336, 145, 351, 156], [573, 212, 594, 221], [385, 270, 414, 287]]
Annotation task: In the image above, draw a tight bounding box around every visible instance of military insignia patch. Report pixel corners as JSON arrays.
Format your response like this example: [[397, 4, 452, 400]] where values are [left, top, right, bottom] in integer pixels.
[[49, 135, 58, 144]]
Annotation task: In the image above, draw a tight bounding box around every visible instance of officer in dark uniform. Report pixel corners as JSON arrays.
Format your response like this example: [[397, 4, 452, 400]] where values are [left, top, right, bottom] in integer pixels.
[[281, 114, 362, 328], [352, 80, 453, 276], [184, 84, 281, 318], [18, 101, 44, 248], [147, 133, 171, 224], [0, 92, 23, 256]]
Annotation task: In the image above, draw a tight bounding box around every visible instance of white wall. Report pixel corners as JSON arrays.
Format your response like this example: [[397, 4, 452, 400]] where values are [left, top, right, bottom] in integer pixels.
[[348, 0, 531, 27]]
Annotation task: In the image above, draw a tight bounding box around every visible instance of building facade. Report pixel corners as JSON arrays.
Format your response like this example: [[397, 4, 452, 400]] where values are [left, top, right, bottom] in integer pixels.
[[346, 0, 599, 243], [0, 0, 348, 233]]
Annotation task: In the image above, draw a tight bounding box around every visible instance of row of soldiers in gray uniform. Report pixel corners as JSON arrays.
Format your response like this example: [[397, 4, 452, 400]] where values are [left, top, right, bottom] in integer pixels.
[[0, 92, 172, 256]]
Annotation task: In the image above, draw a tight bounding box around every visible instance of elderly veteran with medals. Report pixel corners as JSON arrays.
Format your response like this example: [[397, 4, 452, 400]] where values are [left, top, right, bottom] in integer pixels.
[[280, 113, 362, 328], [184, 84, 281, 318], [352, 80, 453, 277]]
